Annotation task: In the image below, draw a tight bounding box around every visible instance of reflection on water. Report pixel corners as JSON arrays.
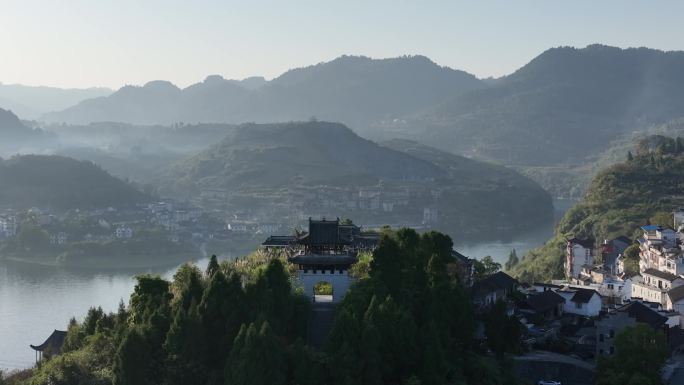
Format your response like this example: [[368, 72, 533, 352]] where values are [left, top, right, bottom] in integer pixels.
[[0, 258, 211, 370]]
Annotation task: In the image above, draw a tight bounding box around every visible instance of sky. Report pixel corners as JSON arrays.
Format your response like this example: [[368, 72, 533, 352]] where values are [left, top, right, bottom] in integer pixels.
[[1, 0, 683, 89]]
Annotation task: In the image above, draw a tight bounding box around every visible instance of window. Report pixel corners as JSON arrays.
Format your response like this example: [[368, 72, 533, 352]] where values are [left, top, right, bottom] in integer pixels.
[[607, 284, 614, 290], [599, 334, 604, 342], [575, 302, 583, 309], [609, 330, 615, 338], [609, 346, 615, 354]]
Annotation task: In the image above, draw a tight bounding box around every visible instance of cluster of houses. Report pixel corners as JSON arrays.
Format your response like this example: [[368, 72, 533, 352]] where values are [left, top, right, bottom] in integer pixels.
[[200, 183, 445, 232], [0, 201, 236, 248], [461, 208, 684, 363]]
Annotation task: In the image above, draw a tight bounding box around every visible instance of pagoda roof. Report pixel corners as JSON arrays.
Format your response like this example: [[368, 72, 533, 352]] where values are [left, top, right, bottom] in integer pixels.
[[297, 218, 349, 246], [30, 330, 67, 352]]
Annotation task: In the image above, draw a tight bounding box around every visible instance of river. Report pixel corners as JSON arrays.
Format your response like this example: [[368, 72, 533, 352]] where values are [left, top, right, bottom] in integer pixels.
[[0, 201, 572, 370]]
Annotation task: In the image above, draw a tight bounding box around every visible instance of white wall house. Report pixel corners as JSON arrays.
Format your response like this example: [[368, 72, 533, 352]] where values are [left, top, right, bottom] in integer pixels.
[[632, 268, 684, 306], [556, 287, 602, 317]]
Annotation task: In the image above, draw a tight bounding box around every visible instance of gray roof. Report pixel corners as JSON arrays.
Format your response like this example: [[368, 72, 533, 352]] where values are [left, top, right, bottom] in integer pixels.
[[617, 302, 667, 329], [569, 288, 600, 303], [643, 268, 680, 282], [668, 284, 684, 303]]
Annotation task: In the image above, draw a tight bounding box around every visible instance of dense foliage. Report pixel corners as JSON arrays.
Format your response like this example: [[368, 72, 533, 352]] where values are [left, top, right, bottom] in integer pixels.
[[9, 231, 518, 385], [0, 155, 150, 210], [596, 324, 668, 385], [513, 135, 684, 282]]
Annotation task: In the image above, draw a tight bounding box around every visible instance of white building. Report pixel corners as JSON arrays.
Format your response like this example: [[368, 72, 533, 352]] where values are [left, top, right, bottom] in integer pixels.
[[566, 238, 595, 281], [115, 226, 133, 239], [632, 268, 684, 306], [638, 225, 683, 275], [556, 287, 602, 317]]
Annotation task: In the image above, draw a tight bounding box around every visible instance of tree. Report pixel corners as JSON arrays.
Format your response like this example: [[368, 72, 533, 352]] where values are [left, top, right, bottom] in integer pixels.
[[113, 327, 154, 385], [504, 249, 519, 271], [474, 256, 501, 280], [224, 322, 287, 385], [483, 300, 522, 359], [627, 150, 634, 161], [206, 255, 219, 278], [596, 324, 668, 385]]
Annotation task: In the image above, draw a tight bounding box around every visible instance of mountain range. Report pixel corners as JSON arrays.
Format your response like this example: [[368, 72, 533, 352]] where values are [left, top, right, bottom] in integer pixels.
[[0, 83, 111, 119], [41, 55, 484, 127], [36, 45, 684, 172]]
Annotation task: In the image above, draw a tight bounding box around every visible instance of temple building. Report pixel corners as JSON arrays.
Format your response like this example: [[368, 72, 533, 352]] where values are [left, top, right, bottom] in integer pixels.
[[287, 218, 360, 303]]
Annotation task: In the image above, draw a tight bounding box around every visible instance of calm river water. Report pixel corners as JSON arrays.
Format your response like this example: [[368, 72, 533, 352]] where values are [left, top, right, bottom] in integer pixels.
[[0, 201, 571, 370]]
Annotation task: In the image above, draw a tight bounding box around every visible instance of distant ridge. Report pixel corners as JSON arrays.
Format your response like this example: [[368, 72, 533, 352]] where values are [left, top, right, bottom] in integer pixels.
[[42, 55, 484, 127]]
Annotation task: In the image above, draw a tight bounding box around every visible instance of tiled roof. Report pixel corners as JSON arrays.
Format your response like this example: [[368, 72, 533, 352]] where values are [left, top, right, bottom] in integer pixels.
[[523, 290, 565, 313], [472, 271, 518, 296], [617, 301, 667, 329], [570, 288, 600, 303], [642, 268, 680, 282], [667, 284, 684, 303]]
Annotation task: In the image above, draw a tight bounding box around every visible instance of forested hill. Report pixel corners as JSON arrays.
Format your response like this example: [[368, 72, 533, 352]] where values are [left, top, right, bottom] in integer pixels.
[[0, 155, 151, 210], [160, 121, 552, 240], [42, 55, 484, 127], [414, 45, 684, 165], [0, 108, 35, 138], [512, 135, 684, 282]]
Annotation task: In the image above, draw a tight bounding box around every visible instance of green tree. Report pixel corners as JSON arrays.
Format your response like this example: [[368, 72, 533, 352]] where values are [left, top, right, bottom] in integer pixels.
[[206, 255, 220, 278], [113, 327, 154, 385], [474, 256, 501, 280], [224, 322, 287, 385], [596, 324, 668, 385], [504, 249, 519, 271]]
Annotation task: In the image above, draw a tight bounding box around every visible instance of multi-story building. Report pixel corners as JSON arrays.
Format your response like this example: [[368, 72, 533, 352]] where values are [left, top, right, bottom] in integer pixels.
[[566, 238, 595, 281]]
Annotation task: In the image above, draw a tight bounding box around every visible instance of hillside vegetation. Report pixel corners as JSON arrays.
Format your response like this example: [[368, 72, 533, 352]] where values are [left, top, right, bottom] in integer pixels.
[[414, 45, 684, 166], [0, 155, 150, 210], [160, 121, 552, 241], [513, 135, 684, 281]]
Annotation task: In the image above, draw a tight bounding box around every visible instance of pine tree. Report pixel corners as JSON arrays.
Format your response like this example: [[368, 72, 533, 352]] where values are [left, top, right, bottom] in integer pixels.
[[113, 327, 154, 385], [206, 255, 220, 278]]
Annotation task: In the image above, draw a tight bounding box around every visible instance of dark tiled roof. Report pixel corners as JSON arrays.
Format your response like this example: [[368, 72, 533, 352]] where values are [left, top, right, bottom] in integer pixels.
[[451, 250, 470, 263], [30, 330, 67, 352], [570, 288, 600, 303], [643, 268, 680, 282], [568, 237, 595, 248], [523, 290, 566, 313], [618, 301, 667, 329], [261, 235, 296, 246], [298, 218, 348, 246], [668, 284, 684, 303], [613, 236, 633, 246], [288, 254, 358, 265], [472, 271, 518, 296], [533, 282, 563, 289]]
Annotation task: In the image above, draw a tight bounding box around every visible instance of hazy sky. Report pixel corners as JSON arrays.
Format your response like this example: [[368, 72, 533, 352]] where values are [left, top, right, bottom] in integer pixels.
[[1, 0, 683, 89]]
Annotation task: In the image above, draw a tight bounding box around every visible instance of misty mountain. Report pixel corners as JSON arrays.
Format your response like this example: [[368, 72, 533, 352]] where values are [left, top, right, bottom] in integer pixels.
[[0, 83, 112, 119], [160, 121, 552, 239], [0, 155, 150, 210], [410, 44, 684, 165], [42, 55, 484, 127]]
